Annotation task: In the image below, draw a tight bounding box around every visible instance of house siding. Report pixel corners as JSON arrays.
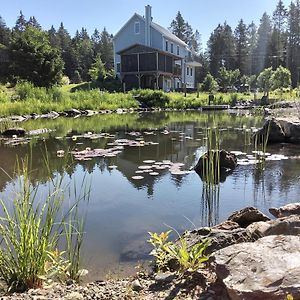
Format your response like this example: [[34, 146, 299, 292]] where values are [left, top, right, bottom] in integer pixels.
[[114, 15, 146, 74]]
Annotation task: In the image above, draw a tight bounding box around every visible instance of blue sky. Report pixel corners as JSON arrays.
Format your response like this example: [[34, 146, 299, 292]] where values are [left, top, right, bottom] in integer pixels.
[[1, 0, 291, 48]]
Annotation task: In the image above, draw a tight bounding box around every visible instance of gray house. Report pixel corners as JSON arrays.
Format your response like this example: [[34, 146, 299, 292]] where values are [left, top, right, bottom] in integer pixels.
[[113, 5, 201, 91]]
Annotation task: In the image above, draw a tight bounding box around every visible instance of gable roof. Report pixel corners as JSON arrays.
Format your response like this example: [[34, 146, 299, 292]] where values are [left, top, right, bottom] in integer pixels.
[[113, 12, 188, 48], [113, 13, 144, 40], [150, 21, 188, 47]]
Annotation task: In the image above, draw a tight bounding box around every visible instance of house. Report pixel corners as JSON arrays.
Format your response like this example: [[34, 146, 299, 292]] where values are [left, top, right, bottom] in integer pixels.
[[113, 5, 201, 91]]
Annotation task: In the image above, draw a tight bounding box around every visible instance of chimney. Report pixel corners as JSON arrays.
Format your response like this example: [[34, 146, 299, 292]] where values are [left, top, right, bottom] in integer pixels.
[[145, 5, 152, 46]]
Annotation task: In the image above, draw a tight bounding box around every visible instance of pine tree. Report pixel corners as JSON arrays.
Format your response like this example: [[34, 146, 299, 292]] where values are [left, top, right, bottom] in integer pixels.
[[99, 28, 114, 71], [287, 0, 300, 87], [27, 16, 42, 29], [170, 12, 186, 42], [234, 19, 249, 75], [14, 11, 27, 32], [247, 22, 258, 75], [253, 13, 272, 74], [0, 16, 10, 46]]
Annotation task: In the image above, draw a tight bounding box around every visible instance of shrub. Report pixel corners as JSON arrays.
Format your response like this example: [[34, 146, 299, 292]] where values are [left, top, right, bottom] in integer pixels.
[[131, 89, 170, 107]]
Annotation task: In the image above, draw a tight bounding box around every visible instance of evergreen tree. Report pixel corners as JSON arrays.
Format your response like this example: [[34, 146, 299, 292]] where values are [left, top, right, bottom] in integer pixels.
[[10, 26, 64, 86], [14, 11, 27, 32], [207, 22, 236, 77], [234, 19, 249, 75], [27, 16, 42, 29], [287, 0, 300, 87], [99, 28, 114, 71], [88, 53, 106, 81], [253, 13, 272, 73], [267, 0, 288, 69], [0, 16, 10, 46], [247, 22, 258, 75], [170, 11, 186, 42]]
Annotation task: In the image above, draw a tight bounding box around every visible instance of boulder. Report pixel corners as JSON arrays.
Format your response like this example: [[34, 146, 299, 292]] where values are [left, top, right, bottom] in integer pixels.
[[269, 202, 300, 218], [255, 117, 300, 144], [64, 108, 82, 117], [1, 128, 26, 137], [227, 207, 270, 228], [247, 215, 300, 237], [194, 150, 237, 182], [215, 235, 300, 300], [181, 221, 261, 256]]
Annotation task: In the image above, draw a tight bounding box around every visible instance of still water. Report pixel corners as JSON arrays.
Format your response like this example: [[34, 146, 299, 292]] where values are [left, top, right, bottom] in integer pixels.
[[1, 111, 300, 280]]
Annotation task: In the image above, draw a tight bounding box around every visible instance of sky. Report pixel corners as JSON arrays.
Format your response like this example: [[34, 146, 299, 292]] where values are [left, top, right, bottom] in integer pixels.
[[1, 0, 291, 49]]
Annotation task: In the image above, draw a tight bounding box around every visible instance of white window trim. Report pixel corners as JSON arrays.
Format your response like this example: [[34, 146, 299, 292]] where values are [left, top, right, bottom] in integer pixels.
[[134, 21, 140, 34], [177, 45, 180, 55], [165, 40, 168, 52], [171, 43, 174, 53]]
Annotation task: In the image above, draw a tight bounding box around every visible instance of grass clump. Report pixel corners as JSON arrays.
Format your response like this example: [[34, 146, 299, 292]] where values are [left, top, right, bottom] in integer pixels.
[[0, 157, 89, 292], [148, 230, 209, 273]]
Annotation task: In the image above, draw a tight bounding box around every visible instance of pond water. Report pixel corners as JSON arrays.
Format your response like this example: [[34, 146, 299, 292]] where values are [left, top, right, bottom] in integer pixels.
[[1, 111, 300, 280]]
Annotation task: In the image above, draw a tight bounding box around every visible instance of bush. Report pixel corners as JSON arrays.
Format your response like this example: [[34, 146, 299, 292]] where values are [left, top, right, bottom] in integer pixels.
[[131, 89, 170, 107]]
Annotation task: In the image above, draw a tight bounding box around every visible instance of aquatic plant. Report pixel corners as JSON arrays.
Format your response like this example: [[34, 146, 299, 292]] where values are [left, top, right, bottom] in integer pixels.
[[0, 157, 89, 291], [148, 230, 210, 273]]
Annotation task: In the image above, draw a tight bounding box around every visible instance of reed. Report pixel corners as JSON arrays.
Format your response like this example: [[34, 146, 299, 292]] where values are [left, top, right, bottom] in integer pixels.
[[0, 156, 89, 292]]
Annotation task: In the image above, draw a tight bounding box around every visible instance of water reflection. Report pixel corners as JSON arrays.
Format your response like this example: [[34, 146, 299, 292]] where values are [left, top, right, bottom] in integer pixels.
[[1, 111, 300, 279]]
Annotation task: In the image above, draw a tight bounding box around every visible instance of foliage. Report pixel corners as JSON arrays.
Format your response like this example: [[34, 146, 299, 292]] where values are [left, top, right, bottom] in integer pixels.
[[271, 66, 291, 90], [257, 67, 274, 95], [217, 67, 240, 91], [88, 54, 107, 82], [0, 157, 89, 291], [9, 26, 64, 87], [148, 230, 210, 273], [131, 89, 170, 107], [201, 73, 218, 92]]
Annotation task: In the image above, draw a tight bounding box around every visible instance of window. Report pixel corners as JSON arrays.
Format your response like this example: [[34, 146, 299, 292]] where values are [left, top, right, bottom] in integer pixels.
[[165, 40, 168, 51], [171, 43, 173, 53], [116, 62, 121, 73], [134, 22, 140, 34], [177, 45, 180, 55], [190, 67, 193, 77], [187, 67, 189, 76]]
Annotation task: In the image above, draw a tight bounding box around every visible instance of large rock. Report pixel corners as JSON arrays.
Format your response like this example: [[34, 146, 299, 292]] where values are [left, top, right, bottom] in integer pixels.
[[247, 215, 300, 237], [181, 220, 261, 256], [228, 207, 270, 228], [215, 235, 300, 300], [194, 150, 237, 182], [255, 117, 300, 144], [269, 202, 300, 218], [1, 128, 26, 137]]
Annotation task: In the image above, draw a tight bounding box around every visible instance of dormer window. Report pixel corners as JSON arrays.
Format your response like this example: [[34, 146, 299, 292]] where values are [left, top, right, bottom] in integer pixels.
[[171, 43, 173, 53], [177, 45, 180, 55], [165, 40, 168, 51], [134, 22, 140, 34]]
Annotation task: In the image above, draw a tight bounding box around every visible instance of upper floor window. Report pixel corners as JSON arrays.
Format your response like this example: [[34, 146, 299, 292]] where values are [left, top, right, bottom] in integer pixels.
[[165, 40, 168, 51], [187, 67, 189, 76], [116, 62, 121, 73], [177, 45, 180, 55], [134, 22, 140, 34], [171, 43, 174, 53], [190, 67, 193, 77]]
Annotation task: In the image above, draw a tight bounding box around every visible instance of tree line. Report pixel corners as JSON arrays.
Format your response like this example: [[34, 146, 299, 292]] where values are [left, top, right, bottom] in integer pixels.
[[0, 1, 299, 89], [170, 0, 300, 89], [0, 11, 114, 86]]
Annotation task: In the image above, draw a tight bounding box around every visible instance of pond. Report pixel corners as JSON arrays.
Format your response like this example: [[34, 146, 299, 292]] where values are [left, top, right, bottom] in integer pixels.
[[1, 111, 300, 280]]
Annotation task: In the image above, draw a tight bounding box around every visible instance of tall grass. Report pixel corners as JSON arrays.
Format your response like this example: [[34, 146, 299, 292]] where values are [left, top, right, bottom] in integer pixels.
[[0, 156, 90, 292]]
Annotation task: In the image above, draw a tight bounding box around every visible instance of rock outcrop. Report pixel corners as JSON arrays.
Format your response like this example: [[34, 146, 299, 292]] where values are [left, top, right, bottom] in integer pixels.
[[255, 117, 300, 143], [215, 235, 300, 300], [269, 202, 300, 218]]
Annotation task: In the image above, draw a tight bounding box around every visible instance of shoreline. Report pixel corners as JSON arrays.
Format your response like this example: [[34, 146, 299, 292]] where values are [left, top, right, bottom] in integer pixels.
[[1, 203, 299, 299]]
